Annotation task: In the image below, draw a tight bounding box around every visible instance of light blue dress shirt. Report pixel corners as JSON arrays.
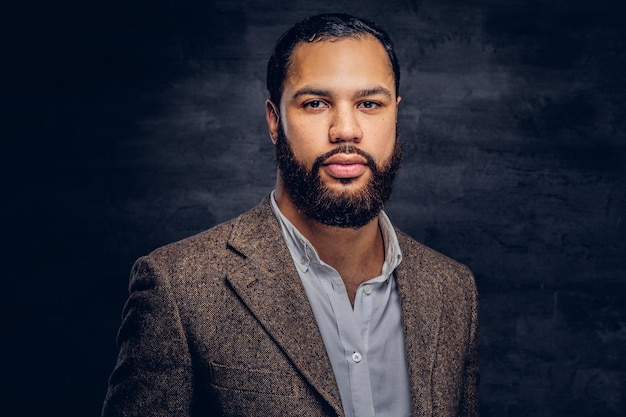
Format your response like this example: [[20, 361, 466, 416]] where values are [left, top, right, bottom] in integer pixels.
[[270, 192, 411, 417]]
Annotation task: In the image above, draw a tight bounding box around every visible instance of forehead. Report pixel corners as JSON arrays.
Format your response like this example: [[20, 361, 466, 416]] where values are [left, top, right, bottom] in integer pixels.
[[284, 36, 395, 96]]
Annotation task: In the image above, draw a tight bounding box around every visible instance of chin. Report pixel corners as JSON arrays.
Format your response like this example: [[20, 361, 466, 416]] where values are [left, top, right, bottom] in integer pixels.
[[324, 171, 371, 188], [336, 182, 367, 195]]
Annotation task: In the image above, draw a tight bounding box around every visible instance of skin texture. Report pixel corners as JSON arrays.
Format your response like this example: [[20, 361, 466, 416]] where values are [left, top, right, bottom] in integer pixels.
[[265, 35, 401, 303]]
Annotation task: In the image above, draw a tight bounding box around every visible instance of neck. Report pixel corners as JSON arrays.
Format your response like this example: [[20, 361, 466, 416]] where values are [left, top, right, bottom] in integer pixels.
[[275, 183, 385, 304]]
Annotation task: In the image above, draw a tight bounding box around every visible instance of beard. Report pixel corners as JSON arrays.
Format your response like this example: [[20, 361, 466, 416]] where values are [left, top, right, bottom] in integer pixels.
[[275, 127, 402, 229]]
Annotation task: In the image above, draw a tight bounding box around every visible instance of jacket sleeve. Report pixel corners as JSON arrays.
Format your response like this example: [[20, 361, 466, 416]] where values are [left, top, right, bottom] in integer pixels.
[[458, 268, 479, 417], [101, 256, 195, 417]]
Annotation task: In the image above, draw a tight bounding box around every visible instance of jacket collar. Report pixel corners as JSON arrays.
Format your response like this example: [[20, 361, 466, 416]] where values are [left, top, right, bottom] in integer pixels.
[[225, 196, 344, 416]]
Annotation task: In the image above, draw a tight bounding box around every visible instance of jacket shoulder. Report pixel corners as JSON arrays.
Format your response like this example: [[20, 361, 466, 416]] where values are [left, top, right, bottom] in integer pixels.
[[135, 197, 274, 280]]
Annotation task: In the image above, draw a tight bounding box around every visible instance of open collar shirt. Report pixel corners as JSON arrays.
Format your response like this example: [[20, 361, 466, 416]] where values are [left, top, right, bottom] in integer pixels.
[[270, 192, 411, 417]]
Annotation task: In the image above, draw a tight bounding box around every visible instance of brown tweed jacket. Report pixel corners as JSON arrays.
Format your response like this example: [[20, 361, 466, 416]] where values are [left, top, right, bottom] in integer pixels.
[[102, 196, 479, 417]]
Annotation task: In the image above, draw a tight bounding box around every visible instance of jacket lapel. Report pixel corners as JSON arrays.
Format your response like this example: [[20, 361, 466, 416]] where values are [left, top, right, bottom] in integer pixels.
[[395, 232, 443, 417], [224, 198, 343, 416]]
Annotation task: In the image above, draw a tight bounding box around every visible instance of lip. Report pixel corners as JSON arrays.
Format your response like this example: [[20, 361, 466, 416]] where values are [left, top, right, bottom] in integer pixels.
[[321, 154, 368, 179]]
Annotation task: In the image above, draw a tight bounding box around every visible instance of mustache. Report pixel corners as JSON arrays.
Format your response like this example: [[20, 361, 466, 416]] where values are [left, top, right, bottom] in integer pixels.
[[312, 144, 377, 172]]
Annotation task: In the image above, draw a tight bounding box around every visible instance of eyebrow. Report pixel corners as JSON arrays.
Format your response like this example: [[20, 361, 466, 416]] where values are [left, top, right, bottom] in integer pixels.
[[291, 86, 393, 101], [291, 88, 329, 100], [354, 87, 393, 100]]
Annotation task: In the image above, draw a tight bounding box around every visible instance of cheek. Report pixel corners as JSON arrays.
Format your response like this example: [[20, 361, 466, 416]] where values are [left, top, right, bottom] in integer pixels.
[[279, 129, 315, 171], [284, 113, 326, 138], [281, 111, 306, 141], [282, 120, 326, 157], [365, 118, 397, 152]]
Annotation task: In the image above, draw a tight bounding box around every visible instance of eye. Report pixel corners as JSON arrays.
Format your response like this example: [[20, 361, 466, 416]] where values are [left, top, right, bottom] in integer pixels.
[[358, 101, 380, 110], [303, 100, 326, 109]]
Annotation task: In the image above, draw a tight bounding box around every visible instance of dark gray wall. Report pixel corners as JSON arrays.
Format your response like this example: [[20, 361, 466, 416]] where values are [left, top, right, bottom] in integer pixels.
[[4, 0, 625, 416]]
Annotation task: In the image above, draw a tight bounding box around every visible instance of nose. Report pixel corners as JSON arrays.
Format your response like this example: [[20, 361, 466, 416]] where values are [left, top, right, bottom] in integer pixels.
[[329, 107, 363, 143]]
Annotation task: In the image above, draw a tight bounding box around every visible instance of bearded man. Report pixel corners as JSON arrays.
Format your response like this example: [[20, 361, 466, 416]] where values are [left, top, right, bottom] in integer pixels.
[[102, 13, 479, 417]]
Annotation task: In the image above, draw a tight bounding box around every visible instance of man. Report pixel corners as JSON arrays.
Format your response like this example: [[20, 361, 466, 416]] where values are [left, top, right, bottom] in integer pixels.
[[102, 13, 478, 417]]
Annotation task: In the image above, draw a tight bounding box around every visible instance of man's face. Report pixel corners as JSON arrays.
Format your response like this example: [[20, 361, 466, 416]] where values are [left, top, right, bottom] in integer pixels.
[[267, 35, 401, 228]]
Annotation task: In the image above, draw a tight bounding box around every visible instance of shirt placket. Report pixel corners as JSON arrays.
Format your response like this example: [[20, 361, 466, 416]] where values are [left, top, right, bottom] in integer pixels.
[[318, 268, 376, 417]]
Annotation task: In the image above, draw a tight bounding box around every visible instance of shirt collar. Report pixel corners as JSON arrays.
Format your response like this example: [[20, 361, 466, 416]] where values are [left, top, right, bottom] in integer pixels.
[[269, 190, 403, 276]]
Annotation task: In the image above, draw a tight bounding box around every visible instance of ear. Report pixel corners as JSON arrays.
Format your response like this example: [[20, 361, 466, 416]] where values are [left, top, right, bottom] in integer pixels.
[[395, 96, 402, 124], [265, 99, 280, 144]]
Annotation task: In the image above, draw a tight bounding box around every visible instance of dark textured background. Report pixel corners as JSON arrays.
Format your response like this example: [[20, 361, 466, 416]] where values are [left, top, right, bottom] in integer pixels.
[[3, 0, 625, 416]]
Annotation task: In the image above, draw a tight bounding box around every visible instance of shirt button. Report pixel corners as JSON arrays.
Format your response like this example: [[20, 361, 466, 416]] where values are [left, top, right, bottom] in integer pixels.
[[352, 352, 362, 363], [363, 285, 373, 295], [300, 257, 307, 265]]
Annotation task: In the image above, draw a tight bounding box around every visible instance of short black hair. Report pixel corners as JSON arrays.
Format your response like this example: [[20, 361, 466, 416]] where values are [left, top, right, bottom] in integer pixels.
[[266, 13, 400, 106]]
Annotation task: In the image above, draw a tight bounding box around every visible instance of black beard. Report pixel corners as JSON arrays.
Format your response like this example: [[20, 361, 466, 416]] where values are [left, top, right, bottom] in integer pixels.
[[274, 128, 402, 229]]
